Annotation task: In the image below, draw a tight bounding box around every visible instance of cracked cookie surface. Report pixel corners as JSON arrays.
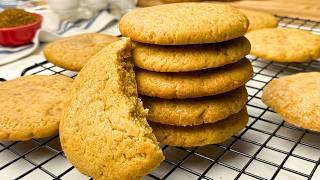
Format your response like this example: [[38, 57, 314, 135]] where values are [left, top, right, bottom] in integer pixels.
[[44, 33, 119, 71], [246, 28, 320, 62], [262, 72, 320, 132], [119, 3, 248, 45], [0, 75, 72, 141], [239, 9, 277, 31], [60, 39, 164, 180]]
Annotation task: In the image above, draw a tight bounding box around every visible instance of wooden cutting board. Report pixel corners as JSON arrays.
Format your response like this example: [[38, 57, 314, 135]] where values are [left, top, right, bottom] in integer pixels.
[[137, 0, 320, 21]]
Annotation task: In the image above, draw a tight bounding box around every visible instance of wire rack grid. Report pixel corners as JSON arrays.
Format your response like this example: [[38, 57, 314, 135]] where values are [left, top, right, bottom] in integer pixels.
[[0, 16, 320, 180]]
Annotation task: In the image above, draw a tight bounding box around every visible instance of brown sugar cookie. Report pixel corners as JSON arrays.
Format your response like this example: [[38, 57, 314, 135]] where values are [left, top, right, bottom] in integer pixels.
[[246, 28, 320, 62], [133, 37, 251, 72], [162, 0, 203, 2], [162, 0, 234, 2], [0, 75, 72, 141], [238, 9, 278, 31], [150, 108, 248, 147], [60, 39, 164, 180], [44, 33, 119, 71], [262, 72, 320, 132], [136, 58, 253, 99], [143, 87, 248, 126], [119, 3, 249, 45]]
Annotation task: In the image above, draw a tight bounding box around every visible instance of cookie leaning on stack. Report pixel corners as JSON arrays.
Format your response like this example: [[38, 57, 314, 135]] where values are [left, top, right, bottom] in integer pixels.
[[60, 39, 164, 179], [119, 3, 253, 147]]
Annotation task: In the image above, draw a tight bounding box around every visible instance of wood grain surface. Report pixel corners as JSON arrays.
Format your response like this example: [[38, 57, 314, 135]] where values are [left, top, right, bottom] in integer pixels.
[[138, 0, 320, 21]]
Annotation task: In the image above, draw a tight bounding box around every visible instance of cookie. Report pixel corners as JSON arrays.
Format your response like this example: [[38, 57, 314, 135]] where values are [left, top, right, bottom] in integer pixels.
[[162, 0, 233, 2], [262, 72, 320, 132], [161, 0, 203, 2], [133, 37, 250, 72], [239, 9, 278, 31], [136, 58, 253, 99], [119, 3, 249, 45], [143, 87, 248, 126], [150, 108, 248, 147], [60, 39, 164, 180], [0, 75, 72, 141], [246, 28, 320, 62], [44, 33, 119, 71], [161, 0, 233, 2]]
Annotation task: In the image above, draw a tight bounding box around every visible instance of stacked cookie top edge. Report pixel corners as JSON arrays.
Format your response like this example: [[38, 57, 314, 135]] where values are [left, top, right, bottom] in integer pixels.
[[150, 107, 249, 147], [143, 86, 248, 126], [133, 37, 251, 72], [119, 3, 249, 45], [136, 58, 253, 99]]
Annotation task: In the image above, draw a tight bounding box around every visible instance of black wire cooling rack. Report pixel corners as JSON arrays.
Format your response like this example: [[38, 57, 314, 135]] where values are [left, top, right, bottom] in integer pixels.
[[0, 16, 320, 180]]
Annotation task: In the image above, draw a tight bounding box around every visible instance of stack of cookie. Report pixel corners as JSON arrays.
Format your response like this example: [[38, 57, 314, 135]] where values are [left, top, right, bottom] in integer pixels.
[[119, 3, 253, 147]]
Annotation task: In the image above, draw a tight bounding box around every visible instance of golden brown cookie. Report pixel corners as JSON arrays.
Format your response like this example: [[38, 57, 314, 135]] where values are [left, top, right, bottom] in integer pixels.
[[119, 3, 249, 45], [161, 0, 234, 2], [133, 37, 251, 72], [60, 39, 164, 180], [161, 0, 204, 2], [246, 28, 320, 62], [0, 75, 72, 141], [44, 33, 119, 71], [238, 9, 278, 31], [262, 72, 320, 132], [150, 108, 248, 147], [136, 58, 253, 99], [143, 87, 248, 126]]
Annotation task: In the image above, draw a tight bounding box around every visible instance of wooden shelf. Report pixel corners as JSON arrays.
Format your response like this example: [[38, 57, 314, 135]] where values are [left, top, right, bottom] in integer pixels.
[[138, 0, 320, 21]]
